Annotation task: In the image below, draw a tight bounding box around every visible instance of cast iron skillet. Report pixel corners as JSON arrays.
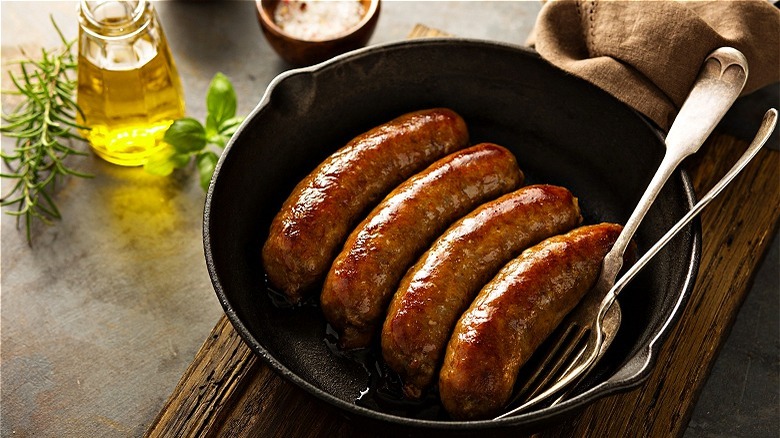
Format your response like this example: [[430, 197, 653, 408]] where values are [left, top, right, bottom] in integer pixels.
[[203, 39, 701, 434]]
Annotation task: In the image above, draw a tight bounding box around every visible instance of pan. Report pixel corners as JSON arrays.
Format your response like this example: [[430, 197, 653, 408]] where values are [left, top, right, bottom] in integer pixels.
[[203, 38, 700, 434]]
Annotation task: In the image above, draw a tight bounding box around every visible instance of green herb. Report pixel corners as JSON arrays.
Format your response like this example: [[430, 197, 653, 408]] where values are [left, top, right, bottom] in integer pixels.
[[0, 18, 92, 244], [145, 72, 243, 191]]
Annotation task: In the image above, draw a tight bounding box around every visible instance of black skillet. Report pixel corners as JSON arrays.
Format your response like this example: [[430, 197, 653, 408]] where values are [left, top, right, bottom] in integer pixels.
[[203, 39, 700, 435]]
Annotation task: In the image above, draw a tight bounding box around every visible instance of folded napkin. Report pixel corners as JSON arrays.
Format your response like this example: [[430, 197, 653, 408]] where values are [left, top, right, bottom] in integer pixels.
[[530, 0, 780, 131]]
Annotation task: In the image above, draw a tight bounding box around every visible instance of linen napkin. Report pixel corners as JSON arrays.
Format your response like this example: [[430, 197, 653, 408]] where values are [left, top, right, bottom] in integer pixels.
[[530, 0, 780, 131]]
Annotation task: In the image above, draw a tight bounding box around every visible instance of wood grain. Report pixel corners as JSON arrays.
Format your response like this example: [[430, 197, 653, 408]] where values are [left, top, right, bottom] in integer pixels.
[[145, 132, 779, 438], [145, 317, 258, 438], [407, 23, 452, 39]]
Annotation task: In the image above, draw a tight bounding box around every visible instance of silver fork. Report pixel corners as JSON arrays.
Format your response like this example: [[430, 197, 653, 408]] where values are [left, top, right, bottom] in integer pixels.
[[549, 107, 779, 405], [512, 107, 777, 418], [495, 46, 750, 419]]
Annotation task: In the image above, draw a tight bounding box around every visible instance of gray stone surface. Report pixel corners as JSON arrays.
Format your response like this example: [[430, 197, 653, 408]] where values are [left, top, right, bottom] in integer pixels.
[[1, 1, 776, 436], [685, 233, 779, 438]]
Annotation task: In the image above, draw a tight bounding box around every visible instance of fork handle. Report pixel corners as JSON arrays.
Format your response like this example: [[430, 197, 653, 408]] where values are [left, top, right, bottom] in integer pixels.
[[599, 108, 778, 314], [597, 47, 748, 287]]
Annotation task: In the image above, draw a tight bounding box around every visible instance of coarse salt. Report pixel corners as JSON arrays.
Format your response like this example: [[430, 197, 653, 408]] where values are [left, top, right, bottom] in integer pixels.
[[274, 0, 366, 41]]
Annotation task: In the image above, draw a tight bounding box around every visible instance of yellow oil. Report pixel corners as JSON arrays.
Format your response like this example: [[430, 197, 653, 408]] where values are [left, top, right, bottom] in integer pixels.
[[77, 9, 185, 167]]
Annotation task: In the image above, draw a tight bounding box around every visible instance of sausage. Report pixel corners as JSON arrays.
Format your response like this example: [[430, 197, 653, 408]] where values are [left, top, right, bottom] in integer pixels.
[[321, 143, 524, 349], [381, 185, 582, 399], [438, 223, 623, 420], [262, 108, 469, 302]]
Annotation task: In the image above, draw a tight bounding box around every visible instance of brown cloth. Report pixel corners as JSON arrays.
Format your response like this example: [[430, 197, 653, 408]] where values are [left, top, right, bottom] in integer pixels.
[[530, 0, 780, 131]]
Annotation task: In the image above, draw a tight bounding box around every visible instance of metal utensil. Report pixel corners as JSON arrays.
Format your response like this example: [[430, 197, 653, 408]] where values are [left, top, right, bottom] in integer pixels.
[[541, 107, 779, 407], [496, 46, 750, 418]]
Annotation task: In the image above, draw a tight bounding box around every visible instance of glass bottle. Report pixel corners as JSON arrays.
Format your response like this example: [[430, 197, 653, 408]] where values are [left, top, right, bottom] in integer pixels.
[[77, 0, 185, 166]]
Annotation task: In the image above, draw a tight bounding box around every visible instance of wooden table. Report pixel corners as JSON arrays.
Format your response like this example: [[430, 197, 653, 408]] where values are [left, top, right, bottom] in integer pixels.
[[144, 26, 780, 438]]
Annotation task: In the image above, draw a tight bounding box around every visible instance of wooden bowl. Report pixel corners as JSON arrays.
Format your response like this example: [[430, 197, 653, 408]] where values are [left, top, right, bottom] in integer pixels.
[[257, 0, 380, 66]]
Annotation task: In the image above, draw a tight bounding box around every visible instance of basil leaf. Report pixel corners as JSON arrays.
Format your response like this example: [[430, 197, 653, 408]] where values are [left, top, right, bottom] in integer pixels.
[[207, 133, 227, 149], [196, 150, 219, 192], [163, 118, 206, 153], [205, 113, 219, 139], [144, 145, 190, 176], [206, 72, 237, 128], [170, 151, 192, 169], [218, 116, 243, 136]]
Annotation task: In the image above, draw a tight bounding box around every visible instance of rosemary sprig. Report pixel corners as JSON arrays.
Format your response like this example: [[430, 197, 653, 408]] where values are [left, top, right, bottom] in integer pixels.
[[1, 18, 92, 244]]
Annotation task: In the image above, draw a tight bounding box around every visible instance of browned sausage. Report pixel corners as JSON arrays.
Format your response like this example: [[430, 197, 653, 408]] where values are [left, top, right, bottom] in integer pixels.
[[381, 185, 582, 399], [438, 223, 622, 420], [262, 108, 469, 302], [321, 143, 524, 349]]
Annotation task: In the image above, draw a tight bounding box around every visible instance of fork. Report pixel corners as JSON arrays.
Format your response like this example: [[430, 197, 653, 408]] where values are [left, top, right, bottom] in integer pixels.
[[507, 107, 777, 418], [549, 107, 779, 404], [494, 46, 750, 419]]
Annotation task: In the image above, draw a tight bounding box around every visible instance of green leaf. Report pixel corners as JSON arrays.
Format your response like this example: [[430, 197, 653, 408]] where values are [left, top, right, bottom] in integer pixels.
[[207, 133, 227, 149], [144, 145, 190, 176], [207, 117, 243, 149], [218, 116, 243, 136], [205, 113, 219, 139], [163, 118, 206, 153], [196, 151, 219, 192], [144, 150, 175, 176], [206, 72, 237, 128], [171, 152, 190, 169]]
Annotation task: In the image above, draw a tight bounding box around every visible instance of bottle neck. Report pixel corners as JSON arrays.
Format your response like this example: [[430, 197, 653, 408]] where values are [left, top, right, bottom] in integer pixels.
[[79, 0, 151, 38]]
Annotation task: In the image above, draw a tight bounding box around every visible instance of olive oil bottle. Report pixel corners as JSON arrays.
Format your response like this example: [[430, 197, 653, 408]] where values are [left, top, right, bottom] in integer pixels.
[[77, 0, 185, 166]]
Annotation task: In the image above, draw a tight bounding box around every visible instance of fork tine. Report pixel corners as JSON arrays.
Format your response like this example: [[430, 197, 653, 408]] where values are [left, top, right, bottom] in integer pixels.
[[503, 321, 588, 409], [509, 284, 606, 404], [497, 326, 604, 419], [510, 325, 574, 401], [546, 301, 622, 408], [522, 325, 590, 400]]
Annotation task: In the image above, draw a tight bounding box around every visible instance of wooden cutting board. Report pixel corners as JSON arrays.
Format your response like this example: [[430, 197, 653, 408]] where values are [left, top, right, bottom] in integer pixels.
[[145, 26, 780, 438]]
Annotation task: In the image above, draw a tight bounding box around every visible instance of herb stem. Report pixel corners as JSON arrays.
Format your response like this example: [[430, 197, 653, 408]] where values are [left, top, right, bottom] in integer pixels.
[[0, 17, 92, 245]]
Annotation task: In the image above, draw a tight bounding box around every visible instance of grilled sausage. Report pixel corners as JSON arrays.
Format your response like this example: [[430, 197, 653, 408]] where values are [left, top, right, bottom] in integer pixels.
[[321, 143, 524, 349], [262, 108, 469, 302], [438, 223, 622, 420], [381, 185, 582, 399]]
